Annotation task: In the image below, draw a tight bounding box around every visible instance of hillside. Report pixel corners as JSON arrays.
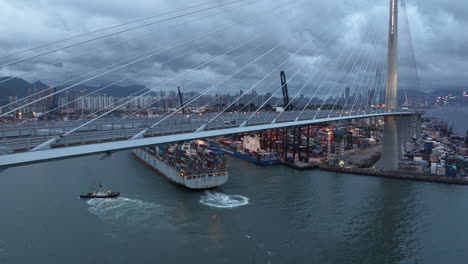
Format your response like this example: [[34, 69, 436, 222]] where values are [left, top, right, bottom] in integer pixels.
[[0, 77, 32, 98], [0, 77, 155, 103]]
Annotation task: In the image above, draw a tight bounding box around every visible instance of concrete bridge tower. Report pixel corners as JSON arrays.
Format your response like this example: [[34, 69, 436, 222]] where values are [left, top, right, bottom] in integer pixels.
[[381, 0, 400, 170], [385, 0, 398, 111]]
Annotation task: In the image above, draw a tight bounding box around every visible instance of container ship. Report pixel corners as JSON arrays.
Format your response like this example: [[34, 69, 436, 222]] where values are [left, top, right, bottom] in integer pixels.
[[209, 135, 280, 166], [133, 140, 228, 189]]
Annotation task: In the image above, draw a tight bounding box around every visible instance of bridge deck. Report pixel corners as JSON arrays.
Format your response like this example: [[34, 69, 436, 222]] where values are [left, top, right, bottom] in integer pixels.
[[0, 111, 414, 168], [0, 110, 383, 151]]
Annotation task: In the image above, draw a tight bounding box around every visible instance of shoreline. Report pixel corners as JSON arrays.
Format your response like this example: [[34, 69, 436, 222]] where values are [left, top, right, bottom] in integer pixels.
[[283, 162, 468, 185]]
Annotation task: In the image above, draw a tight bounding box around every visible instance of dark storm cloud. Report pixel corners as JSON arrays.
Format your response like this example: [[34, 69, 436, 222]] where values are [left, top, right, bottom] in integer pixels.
[[0, 0, 466, 98]]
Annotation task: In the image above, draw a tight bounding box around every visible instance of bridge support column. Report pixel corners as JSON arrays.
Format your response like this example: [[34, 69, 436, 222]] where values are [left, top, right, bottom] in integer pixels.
[[306, 125, 310, 163], [381, 116, 399, 171], [292, 127, 298, 163], [415, 114, 422, 143], [397, 116, 412, 159], [268, 130, 273, 152], [282, 128, 288, 160], [260, 130, 266, 150]]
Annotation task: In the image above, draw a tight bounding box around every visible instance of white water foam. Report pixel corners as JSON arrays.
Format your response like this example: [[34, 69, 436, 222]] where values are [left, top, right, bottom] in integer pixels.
[[200, 191, 249, 209], [86, 197, 162, 222]]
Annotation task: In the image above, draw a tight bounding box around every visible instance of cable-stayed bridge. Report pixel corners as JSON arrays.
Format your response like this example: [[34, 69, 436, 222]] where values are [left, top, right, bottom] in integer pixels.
[[0, 110, 414, 167], [0, 0, 420, 170]]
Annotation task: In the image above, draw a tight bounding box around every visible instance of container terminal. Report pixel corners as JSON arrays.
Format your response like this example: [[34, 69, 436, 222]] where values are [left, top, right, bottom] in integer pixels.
[[208, 116, 467, 184]]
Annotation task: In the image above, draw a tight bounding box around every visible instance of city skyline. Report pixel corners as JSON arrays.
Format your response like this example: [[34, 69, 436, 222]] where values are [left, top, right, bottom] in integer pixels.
[[0, 0, 467, 94]]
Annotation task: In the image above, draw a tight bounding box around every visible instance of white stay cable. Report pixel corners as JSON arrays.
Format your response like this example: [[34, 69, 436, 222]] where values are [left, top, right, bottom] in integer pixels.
[[29, 1, 300, 151], [136, 29, 299, 137], [327, 28, 382, 117], [42, 38, 216, 119], [293, 15, 366, 120], [94, 34, 271, 120], [355, 36, 385, 115], [348, 32, 385, 116], [123, 36, 280, 120], [271, 30, 343, 121], [1, 1, 253, 113], [252, 31, 345, 124], [295, 31, 365, 121], [60, 31, 272, 137], [375, 45, 388, 113], [230, 30, 337, 116], [198, 28, 313, 130], [4, 0, 296, 119], [314, 27, 380, 119], [363, 35, 388, 114], [340, 31, 381, 116], [0, 0, 255, 112], [0, 0, 245, 69], [0, 0, 233, 62], [320, 30, 379, 118]]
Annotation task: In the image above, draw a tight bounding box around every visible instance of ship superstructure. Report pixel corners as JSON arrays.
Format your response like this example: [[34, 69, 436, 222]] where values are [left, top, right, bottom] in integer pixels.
[[209, 136, 280, 166]]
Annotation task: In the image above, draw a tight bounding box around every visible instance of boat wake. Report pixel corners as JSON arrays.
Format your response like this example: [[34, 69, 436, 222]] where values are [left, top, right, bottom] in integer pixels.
[[86, 197, 162, 222], [200, 191, 249, 209]]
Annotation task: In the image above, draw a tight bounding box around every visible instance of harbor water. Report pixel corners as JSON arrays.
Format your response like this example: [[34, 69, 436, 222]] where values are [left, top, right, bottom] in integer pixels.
[[425, 106, 468, 134], [0, 106, 467, 263]]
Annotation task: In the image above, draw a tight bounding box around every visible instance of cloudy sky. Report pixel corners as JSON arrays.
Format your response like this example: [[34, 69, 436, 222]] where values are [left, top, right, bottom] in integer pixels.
[[0, 0, 466, 101]]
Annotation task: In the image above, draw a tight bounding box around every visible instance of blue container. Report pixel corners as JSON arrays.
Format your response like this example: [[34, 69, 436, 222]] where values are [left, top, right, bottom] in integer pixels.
[[424, 142, 434, 154], [445, 165, 457, 177]]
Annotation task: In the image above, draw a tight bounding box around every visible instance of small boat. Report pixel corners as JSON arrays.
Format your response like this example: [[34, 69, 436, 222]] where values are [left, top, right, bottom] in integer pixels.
[[80, 184, 120, 199]]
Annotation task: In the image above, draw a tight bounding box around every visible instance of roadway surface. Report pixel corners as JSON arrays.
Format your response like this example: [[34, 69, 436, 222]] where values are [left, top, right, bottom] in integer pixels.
[[0, 110, 416, 168], [0, 109, 388, 152]]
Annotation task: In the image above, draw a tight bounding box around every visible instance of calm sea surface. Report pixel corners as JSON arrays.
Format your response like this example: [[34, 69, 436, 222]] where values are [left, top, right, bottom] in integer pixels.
[[425, 105, 468, 134], [0, 106, 467, 264]]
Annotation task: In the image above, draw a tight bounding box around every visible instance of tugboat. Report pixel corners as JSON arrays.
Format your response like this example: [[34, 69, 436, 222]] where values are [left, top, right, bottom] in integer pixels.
[[79, 184, 120, 199]]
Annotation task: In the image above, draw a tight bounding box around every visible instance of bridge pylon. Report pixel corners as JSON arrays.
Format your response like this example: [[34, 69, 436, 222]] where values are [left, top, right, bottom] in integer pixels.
[[381, 0, 400, 171]]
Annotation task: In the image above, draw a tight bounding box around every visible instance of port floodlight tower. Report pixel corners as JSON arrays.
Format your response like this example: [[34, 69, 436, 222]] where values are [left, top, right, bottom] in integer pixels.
[[381, 0, 400, 171], [280, 71, 290, 110], [177, 86, 186, 114]]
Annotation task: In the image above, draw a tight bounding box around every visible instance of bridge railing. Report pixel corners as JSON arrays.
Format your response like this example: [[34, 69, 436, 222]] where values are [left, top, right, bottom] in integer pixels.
[[0, 109, 416, 153]]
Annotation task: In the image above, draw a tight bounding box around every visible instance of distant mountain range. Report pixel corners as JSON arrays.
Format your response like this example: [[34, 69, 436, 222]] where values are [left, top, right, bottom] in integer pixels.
[[0, 77, 34, 98], [0, 77, 155, 104], [69, 83, 150, 97], [0, 76, 464, 105]]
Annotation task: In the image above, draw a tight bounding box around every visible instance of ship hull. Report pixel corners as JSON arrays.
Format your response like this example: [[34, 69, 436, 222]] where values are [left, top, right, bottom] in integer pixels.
[[133, 149, 228, 189], [220, 147, 280, 166]]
